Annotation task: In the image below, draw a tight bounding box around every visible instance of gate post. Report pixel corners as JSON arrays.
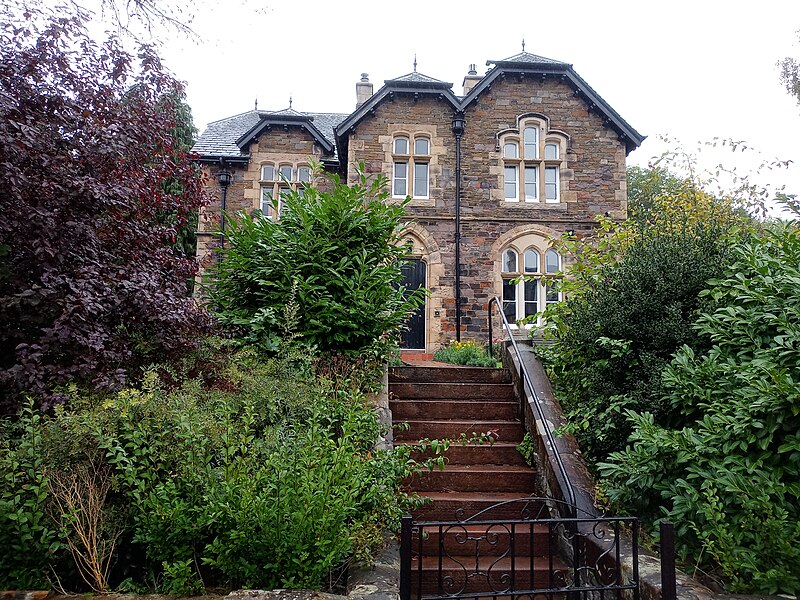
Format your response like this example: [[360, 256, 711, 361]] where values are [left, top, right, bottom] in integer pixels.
[[400, 515, 412, 600], [659, 520, 677, 600]]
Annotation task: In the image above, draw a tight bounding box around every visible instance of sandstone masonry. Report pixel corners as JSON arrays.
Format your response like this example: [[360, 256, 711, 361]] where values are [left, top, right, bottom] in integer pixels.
[[193, 52, 644, 352]]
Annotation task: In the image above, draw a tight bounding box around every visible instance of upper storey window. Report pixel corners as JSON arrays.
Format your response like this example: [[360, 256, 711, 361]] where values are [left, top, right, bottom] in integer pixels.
[[259, 161, 311, 220], [501, 117, 567, 205], [393, 134, 430, 199]]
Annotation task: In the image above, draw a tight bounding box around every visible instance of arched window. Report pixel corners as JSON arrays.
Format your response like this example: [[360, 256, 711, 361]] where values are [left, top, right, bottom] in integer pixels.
[[501, 118, 567, 204], [501, 244, 562, 326]]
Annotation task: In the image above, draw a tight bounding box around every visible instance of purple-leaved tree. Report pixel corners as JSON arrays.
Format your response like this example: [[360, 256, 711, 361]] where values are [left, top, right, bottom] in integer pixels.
[[0, 4, 210, 411]]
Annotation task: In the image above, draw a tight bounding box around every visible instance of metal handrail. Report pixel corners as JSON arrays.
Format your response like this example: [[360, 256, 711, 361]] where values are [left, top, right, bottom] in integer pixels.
[[487, 296, 577, 516]]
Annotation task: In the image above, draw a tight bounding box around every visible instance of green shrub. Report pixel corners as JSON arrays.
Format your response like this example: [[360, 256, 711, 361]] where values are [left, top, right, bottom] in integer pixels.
[[599, 225, 800, 595], [0, 401, 62, 588], [0, 341, 423, 591], [433, 340, 499, 368], [546, 225, 738, 463], [207, 165, 423, 354]]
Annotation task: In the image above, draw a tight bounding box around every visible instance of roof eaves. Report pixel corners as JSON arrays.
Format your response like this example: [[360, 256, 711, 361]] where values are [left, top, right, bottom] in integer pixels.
[[461, 64, 645, 153], [235, 115, 335, 154], [335, 83, 461, 145]]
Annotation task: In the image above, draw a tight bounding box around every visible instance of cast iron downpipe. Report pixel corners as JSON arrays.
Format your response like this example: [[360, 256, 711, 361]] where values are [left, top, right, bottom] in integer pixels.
[[217, 158, 232, 257], [452, 111, 465, 341]]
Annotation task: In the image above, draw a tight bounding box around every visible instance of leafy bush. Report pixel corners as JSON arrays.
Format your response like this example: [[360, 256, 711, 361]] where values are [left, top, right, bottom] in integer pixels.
[[543, 167, 750, 464], [208, 166, 423, 354], [0, 341, 422, 591], [546, 225, 738, 462], [433, 340, 499, 368], [0, 402, 62, 588], [599, 225, 800, 595], [0, 6, 209, 413]]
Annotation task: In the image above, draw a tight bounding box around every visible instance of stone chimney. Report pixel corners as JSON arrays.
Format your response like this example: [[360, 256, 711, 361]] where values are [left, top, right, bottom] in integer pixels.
[[356, 73, 373, 108], [462, 64, 482, 96]]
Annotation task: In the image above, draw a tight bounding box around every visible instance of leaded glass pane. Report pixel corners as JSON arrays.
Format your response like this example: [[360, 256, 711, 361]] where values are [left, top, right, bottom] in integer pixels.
[[546, 283, 559, 303], [393, 162, 407, 196], [503, 249, 517, 273], [260, 187, 273, 218], [502, 279, 517, 321], [545, 249, 560, 273], [524, 167, 538, 201], [545, 166, 558, 200], [524, 279, 538, 317]]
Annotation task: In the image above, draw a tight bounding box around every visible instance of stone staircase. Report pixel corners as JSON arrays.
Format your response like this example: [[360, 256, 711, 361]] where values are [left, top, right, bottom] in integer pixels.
[[389, 364, 561, 598]]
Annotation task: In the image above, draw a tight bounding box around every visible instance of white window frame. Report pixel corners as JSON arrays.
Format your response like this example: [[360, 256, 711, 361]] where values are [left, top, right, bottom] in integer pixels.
[[258, 161, 313, 220], [500, 121, 565, 204], [260, 186, 278, 220], [393, 161, 408, 197], [392, 134, 430, 199], [501, 246, 562, 327]]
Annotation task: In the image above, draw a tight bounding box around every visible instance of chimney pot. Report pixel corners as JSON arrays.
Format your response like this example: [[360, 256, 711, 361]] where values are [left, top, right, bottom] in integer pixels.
[[462, 63, 482, 96], [356, 73, 373, 108]]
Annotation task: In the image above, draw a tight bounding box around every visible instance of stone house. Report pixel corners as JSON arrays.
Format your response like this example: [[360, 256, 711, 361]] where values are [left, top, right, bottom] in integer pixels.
[[192, 51, 644, 354]]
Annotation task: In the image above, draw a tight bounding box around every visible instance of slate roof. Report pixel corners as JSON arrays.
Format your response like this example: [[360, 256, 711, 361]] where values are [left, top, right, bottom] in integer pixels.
[[192, 109, 349, 161], [192, 110, 261, 159], [489, 51, 569, 66], [194, 53, 645, 160], [386, 71, 453, 87]]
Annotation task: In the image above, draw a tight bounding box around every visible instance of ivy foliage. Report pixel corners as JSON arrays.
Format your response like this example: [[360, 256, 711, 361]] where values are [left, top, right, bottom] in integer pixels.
[[207, 166, 423, 353], [599, 224, 800, 595]]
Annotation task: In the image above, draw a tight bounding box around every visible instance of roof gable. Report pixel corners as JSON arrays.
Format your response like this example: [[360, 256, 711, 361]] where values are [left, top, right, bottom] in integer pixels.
[[334, 72, 462, 154], [192, 109, 348, 163], [464, 53, 645, 153], [236, 110, 335, 155]]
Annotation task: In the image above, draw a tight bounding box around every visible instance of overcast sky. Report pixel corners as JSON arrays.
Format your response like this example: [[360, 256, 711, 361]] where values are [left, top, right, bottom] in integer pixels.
[[78, 0, 800, 203]]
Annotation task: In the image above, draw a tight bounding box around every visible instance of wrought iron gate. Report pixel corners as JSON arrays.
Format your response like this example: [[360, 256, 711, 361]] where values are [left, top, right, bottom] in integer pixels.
[[399, 498, 641, 600]]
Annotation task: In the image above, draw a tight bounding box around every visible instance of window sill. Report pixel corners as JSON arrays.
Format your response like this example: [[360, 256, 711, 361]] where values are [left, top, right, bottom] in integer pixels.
[[501, 201, 567, 210]]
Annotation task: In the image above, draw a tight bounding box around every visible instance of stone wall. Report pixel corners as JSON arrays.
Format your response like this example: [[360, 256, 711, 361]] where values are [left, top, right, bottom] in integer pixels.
[[196, 128, 326, 274], [344, 75, 628, 349]]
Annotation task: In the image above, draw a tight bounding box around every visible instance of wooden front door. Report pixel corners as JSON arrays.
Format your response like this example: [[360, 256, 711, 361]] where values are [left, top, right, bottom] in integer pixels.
[[399, 259, 426, 349]]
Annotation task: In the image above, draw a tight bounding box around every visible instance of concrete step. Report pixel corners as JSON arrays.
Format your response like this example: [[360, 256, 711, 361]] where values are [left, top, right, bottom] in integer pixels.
[[390, 365, 511, 384], [395, 419, 525, 443], [414, 522, 551, 557], [391, 399, 518, 420], [408, 464, 536, 493], [411, 492, 547, 522], [391, 382, 515, 400], [409, 441, 528, 466]]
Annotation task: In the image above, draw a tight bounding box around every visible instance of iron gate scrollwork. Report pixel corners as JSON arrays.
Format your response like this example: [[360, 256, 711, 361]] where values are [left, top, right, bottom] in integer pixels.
[[400, 497, 640, 600]]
